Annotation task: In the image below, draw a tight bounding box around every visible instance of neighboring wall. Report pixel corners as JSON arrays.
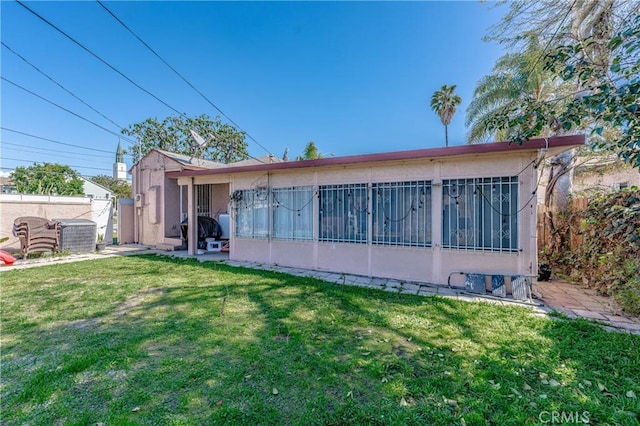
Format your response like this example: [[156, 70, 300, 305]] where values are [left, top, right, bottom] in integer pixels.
[[536, 155, 640, 204], [0, 194, 113, 250], [573, 162, 640, 195]]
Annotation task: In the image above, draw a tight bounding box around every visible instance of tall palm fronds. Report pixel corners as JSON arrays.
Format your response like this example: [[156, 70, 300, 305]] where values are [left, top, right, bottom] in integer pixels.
[[465, 36, 559, 144], [430, 85, 462, 147]]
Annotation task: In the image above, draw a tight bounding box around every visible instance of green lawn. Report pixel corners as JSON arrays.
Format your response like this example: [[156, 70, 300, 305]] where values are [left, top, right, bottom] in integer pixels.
[[1, 255, 639, 425]]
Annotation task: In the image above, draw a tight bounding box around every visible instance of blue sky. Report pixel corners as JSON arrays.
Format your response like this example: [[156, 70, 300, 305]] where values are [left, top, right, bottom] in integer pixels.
[[1, 1, 508, 178]]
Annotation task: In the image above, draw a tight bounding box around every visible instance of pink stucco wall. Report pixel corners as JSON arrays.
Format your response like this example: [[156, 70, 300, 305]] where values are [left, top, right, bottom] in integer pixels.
[[143, 137, 584, 286], [129, 151, 231, 248], [182, 151, 542, 285], [130, 151, 185, 246]]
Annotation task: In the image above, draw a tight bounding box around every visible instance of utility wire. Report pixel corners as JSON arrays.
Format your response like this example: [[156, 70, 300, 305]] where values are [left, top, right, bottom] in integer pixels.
[[0, 141, 114, 160], [16, 0, 186, 117], [0, 156, 114, 172], [1, 127, 117, 154], [1, 41, 124, 130], [96, 0, 274, 157], [2, 76, 132, 141]]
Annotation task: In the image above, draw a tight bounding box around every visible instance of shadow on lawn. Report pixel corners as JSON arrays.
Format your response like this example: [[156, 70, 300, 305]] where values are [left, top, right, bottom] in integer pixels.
[[3, 254, 639, 425]]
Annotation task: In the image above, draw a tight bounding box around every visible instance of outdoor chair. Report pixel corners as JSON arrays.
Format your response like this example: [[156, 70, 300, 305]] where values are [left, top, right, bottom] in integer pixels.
[[12, 216, 60, 258], [180, 216, 223, 249]]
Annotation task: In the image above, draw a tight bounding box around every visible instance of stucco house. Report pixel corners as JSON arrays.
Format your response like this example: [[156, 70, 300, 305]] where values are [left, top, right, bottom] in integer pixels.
[[126, 135, 584, 289], [123, 149, 281, 249], [81, 177, 113, 200], [572, 154, 640, 195], [535, 151, 640, 204]]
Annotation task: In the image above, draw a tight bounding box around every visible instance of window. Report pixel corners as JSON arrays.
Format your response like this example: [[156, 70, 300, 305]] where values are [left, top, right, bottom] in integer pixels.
[[272, 187, 314, 240], [319, 184, 368, 243], [196, 184, 212, 216], [372, 181, 432, 247], [616, 182, 629, 190], [442, 177, 518, 251], [234, 189, 269, 238]]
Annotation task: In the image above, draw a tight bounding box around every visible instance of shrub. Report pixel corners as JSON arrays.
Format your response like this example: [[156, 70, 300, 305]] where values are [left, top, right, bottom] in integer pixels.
[[551, 188, 640, 315]]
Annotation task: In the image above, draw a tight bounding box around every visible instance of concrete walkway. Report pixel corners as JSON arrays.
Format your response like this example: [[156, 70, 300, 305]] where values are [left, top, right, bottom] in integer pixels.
[[2, 245, 638, 334], [536, 280, 640, 333]]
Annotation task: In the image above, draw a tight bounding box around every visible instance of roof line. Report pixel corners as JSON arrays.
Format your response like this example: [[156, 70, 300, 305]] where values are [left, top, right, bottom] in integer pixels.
[[165, 135, 585, 178]]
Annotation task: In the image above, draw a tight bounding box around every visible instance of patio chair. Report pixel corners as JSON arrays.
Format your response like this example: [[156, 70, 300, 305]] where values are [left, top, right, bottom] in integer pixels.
[[12, 216, 60, 258]]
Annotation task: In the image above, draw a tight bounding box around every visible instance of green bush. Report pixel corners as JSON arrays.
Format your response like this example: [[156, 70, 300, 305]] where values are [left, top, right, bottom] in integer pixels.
[[552, 188, 640, 315]]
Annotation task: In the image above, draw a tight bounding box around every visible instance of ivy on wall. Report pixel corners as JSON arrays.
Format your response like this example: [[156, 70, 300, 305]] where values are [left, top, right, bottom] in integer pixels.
[[550, 188, 640, 315]]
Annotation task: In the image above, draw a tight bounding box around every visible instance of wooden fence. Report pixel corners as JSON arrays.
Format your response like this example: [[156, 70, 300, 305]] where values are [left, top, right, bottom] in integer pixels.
[[537, 197, 588, 253]]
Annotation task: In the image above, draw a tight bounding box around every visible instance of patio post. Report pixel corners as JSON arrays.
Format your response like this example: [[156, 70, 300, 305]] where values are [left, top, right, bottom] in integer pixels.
[[187, 177, 197, 255]]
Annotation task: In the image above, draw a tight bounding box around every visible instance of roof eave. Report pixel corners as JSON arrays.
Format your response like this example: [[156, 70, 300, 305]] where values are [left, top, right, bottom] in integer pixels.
[[166, 134, 585, 179]]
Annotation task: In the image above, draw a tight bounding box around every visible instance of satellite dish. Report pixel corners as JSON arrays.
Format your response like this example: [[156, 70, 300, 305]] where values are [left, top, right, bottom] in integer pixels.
[[189, 129, 207, 147]]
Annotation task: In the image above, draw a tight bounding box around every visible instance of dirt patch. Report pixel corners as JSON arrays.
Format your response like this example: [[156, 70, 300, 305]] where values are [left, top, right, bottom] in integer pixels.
[[111, 287, 166, 318], [65, 287, 167, 330], [66, 318, 101, 330]]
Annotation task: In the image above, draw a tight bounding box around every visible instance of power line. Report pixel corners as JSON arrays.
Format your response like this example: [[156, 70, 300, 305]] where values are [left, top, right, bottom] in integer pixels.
[[16, 0, 186, 117], [1, 127, 117, 154], [2, 76, 133, 141], [96, 0, 274, 157], [1, 41, 124, 130], [0, 156, 114, 172], [0, 141, 114, 160], [2, 42, 124, 131]]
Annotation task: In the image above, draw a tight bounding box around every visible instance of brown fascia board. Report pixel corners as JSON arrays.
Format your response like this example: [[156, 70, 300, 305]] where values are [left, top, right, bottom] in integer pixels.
[[166, 134, 585, 178]]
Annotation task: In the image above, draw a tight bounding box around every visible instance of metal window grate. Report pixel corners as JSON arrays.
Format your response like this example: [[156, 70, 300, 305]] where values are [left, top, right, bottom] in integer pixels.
[[272, 187, 314, 240], [372, 181, 432, 247], [196, 184, 212, 217], [319, 183, 368, 243], [442, 177, 518, 252], [234, 189, 269, 239]]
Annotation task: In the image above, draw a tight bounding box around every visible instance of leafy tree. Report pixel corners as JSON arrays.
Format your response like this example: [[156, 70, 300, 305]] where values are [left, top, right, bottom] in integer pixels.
[[491, 14, 640, 168], [10, 163, 84, 195], [90, 175, 132, 199], [481, 0, 638, 258], [484, 0, 635, 50], [296, 141, 324, 160], [122, 114, 249, 164], [430, 85, 462, 147]]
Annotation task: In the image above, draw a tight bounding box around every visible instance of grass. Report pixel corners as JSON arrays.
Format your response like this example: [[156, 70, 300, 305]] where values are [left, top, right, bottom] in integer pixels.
[[1, 254, 639, 425]]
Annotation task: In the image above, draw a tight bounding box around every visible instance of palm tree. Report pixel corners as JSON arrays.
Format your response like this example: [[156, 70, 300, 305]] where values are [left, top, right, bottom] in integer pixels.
[[430, 85, 462, 147], [465, 36, 559, 144]]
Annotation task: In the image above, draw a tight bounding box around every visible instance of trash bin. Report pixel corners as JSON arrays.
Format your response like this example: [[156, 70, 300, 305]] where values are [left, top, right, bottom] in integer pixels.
[[56, 219, 97, 253]]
